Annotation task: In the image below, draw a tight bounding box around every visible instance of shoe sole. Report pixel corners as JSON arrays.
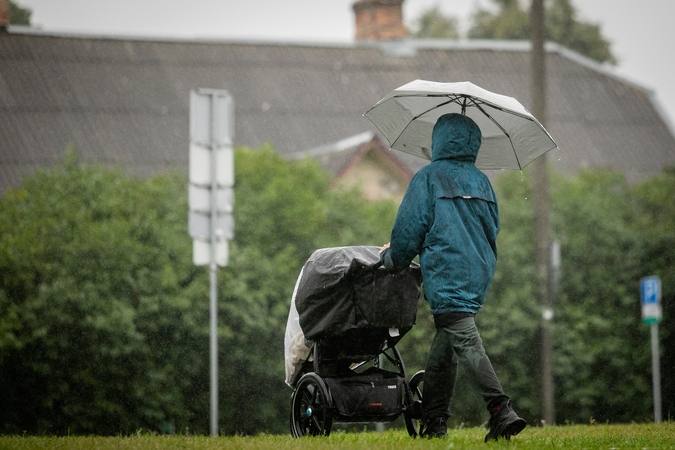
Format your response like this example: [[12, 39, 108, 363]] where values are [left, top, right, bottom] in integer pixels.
[[484, 418, 526, 442], [502, 418, 526, 441]]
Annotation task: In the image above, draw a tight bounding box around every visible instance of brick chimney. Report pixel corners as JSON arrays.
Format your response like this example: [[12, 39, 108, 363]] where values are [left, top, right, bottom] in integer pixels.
[[353, 0, 407, 41], [0, 0, 9, 32]]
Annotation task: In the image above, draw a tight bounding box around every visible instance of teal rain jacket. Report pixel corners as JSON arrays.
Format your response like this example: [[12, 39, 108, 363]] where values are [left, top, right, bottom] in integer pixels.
[[380, 113, 499, 315]]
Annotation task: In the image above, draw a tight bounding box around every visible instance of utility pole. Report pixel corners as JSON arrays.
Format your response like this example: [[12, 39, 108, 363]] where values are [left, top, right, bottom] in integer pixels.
[[530, 0, 555, 425]]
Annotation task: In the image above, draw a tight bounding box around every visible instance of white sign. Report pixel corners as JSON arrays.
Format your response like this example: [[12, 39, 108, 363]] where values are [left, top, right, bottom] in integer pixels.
[[189, 90, 234, 147], [188, 211, 234, 241], [188, 89, 234, 269], [193, 239, 229, 267], [189, 185, 233, 213], [189, 144, 234, 187]]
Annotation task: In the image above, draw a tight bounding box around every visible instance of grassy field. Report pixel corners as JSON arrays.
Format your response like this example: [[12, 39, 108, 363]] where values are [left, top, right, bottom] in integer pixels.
[[1, 423, 674, 449]]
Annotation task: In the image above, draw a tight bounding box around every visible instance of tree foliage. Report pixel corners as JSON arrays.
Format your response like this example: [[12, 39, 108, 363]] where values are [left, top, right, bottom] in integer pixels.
[[8, 1, 31, 25], [469, 0, 531, 40], [1, 146, 673, 433], [477, 168, 673, 425], [630, 168, 675, 420], [546, 0, 616, 65], [409, 0, 616, 65], [409, 5, 460, 39], [0, 151, 201, 434], [0, 146, 397, 435]]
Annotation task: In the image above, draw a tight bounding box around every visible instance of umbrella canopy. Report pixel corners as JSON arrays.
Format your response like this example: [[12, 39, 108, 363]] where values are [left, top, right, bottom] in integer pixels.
[[364, 80, 558, 170]]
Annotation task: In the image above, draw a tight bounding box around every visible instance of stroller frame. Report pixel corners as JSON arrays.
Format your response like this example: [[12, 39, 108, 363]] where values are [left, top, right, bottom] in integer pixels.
[[289, 327, 425, 437]]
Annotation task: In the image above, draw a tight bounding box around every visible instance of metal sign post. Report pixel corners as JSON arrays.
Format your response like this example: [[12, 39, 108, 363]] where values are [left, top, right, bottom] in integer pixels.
[[189, 89, 234, 437], [640, 276, 662, 423]]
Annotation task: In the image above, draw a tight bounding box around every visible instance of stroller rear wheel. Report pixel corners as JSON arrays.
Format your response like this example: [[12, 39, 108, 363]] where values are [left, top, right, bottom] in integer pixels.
[[290, 373, 333, 437], [404, 370, 424, 437]]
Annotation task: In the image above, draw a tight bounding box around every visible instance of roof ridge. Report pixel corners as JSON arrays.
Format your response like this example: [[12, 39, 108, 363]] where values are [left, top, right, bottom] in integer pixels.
[[4, 25, 359, 48], [1, 26, 661, 98], [288, 131, 376, 160]]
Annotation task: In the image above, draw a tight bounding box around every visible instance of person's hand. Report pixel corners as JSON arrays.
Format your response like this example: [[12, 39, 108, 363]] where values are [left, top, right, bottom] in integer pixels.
[[379, 242, 390, 254]]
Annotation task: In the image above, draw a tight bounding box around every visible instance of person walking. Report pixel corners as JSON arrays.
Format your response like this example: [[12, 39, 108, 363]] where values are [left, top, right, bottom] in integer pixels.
[[379, 113, 526, 441]]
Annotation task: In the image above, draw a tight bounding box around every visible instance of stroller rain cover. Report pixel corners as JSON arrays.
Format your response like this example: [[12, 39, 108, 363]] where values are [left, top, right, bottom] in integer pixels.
[[284, 246, 422, 385], [296, 246, 421, 340]]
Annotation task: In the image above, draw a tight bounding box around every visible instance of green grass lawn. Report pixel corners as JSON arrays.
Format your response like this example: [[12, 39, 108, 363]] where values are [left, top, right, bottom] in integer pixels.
[[2, 423, 674, 449]]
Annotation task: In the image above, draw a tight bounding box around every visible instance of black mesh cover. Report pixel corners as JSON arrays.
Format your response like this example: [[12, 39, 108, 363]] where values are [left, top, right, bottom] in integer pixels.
[[295, 246, 422, 340]]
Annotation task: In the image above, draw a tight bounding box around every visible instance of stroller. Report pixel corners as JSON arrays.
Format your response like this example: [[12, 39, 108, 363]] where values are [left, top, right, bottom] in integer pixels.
[[284, 246, 425, 437]]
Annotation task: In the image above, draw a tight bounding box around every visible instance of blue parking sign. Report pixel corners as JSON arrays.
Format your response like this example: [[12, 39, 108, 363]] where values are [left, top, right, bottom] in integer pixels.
[[641, 276, 661, 304], [640, 276, 662, 324]]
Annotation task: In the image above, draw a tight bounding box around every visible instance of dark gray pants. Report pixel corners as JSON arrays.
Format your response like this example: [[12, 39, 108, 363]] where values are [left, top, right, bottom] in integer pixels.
[[422, 316, 508, 420]]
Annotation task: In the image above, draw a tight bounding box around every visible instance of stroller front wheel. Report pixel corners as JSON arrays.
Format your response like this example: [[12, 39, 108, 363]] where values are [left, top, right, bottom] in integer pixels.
[[290, 373, 333, 437]]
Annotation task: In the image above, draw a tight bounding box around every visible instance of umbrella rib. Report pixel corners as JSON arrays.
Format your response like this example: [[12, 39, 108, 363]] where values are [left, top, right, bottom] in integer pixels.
[[473, 102, 523, 169], [410, 97, 458, 121], [390, 94, 536, 121], [390, 97, 459, 149]]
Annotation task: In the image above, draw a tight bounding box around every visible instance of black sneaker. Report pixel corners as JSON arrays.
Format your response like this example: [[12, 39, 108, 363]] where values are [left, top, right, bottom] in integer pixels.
[[484, 400, 526, 442], [420, 416, 447, 438]]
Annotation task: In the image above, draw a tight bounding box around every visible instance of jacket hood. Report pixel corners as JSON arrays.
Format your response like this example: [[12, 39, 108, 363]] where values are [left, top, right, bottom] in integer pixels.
[[431, 113, 482, 163]]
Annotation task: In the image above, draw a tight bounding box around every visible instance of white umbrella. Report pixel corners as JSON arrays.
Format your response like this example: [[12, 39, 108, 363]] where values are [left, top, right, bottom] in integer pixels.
[[364, 80, 558, 170]]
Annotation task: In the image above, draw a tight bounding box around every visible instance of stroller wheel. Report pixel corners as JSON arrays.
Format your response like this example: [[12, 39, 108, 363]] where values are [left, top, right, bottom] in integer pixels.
[[290, 373, 333, 437], [404, 370, 425, 437]]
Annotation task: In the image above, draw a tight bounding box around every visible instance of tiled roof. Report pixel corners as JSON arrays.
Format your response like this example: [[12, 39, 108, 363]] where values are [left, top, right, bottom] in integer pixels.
[[1, 29, 674, 192]]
